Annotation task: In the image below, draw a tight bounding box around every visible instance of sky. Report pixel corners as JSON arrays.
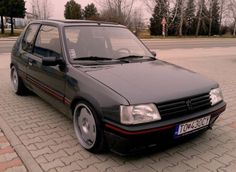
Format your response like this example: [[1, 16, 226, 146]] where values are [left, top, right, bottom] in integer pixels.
[[25, 0, 151, 22], [25, 0, 92, 19]]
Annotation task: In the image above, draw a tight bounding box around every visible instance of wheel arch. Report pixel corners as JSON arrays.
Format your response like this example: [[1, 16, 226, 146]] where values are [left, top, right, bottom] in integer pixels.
[[10, 62, 19, 70], [70, 95, 103, 121]]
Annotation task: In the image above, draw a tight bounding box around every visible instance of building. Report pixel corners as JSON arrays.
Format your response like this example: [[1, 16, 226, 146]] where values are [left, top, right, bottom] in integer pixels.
[[0, 12, 37, 29]]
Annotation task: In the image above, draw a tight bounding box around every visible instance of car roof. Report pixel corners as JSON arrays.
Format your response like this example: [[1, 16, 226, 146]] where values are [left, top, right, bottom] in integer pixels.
[[29, 19, 126, 28]]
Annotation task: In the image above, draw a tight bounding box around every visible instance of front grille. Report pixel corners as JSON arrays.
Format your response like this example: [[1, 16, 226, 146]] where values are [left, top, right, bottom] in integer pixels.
[[157, 93, 211, 120]]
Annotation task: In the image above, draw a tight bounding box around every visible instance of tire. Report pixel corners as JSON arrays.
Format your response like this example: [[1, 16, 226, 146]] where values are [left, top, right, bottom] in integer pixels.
[[10, 66, 28, 95], [73, 101, 107, 153]]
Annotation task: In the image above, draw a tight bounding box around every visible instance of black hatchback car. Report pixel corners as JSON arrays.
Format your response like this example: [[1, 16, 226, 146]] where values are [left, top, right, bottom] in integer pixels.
[[10, 20, 226, 154]]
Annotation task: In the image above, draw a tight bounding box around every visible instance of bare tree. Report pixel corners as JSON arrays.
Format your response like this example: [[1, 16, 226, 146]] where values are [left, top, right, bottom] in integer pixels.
[[168, 0, 186, 36], [208, 0, 213, 36], [196, 0, 204, 36], [31, 0, 52, 19], [130, 8, 145, 36], [178, 0, 186, 36], [164, 0, 185, 36], [229, 0, 236, 36], [144, 0, 156, 14], [219, 0, 227, 34], [98, 0, 136, 26], [208, 0, 222, 36]]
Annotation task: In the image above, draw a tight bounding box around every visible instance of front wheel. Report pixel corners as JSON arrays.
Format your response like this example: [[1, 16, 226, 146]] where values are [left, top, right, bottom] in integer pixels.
[[73, 102, 106, 153]]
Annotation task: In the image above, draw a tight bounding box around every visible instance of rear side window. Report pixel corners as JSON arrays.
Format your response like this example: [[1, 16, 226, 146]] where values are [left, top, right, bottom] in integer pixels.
[[34, 25, 61, 58], [22, 24, 39, 52]]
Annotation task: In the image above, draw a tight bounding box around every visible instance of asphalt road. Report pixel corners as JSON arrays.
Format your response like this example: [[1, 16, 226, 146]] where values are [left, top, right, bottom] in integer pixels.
[[0, 40, 15, 53], [143, 38, 236, 50], [0, 38, 236, 54]]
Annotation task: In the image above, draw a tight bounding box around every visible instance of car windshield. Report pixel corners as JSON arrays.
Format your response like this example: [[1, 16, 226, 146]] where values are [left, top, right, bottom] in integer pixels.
[[64, 26, 153, 63]]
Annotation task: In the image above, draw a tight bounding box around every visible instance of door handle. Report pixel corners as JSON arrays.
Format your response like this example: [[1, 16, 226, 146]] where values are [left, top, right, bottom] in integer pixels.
[[28, 58, 34, 66]]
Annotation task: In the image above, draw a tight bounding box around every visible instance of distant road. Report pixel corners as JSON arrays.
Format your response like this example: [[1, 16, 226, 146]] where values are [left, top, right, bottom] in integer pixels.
[[142, 38, 236, 50], [0, 38, 236, 54]]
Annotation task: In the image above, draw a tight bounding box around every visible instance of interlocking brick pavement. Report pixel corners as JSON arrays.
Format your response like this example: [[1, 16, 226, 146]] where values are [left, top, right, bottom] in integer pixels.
[[0, 45, 236, 172], [0, 129, 27, 172]]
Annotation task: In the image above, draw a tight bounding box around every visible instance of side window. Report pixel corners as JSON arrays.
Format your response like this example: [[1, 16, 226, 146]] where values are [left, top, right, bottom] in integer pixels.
[[34, 25, 61, 58], [22, 24, 39, 52]]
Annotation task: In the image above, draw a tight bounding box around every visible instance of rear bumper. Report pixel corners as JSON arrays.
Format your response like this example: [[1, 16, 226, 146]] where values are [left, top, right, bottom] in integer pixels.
[[104, 102, 226, 155]]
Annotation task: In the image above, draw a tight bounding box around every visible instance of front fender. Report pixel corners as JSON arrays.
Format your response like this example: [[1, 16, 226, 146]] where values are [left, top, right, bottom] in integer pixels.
[[65, 68, 129, 123]]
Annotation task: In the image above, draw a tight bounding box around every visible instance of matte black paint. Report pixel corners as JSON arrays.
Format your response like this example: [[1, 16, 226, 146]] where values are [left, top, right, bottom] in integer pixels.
[[81, 60, 218, 105]]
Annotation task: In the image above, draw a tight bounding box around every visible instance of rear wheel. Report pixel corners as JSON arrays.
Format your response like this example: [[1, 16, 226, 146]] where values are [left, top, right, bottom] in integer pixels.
[[10, 66, 28, 95], [73, 101, 106, 153]]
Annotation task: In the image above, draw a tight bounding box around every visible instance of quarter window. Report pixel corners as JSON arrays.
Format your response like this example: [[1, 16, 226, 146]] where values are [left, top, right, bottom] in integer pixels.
[[22, 24, 39, 52], [34, 25, 61, 58]]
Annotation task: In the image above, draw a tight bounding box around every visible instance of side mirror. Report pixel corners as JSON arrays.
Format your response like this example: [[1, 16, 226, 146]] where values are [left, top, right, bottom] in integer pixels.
[[151, 51, 157, 57], [42, 57, 64, 66]]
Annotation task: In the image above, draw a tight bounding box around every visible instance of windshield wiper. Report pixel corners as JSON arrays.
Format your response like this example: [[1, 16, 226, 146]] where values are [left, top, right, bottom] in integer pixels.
[[117, 55, 143, 60], [73, 56, 113, 61], [117, 55, 156, 61]]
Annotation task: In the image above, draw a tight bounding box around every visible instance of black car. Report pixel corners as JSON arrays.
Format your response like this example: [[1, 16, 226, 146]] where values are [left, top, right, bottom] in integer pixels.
[[10, 20, 226, 155]]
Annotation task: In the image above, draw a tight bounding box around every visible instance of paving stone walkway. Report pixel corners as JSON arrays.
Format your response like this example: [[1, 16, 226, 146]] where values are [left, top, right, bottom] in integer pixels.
[[0, 48, 236, 172]]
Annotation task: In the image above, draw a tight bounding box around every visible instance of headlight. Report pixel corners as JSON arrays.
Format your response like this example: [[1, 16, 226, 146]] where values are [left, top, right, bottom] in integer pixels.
[[210, 88, 223, 106], [120, 104, 161, 125]]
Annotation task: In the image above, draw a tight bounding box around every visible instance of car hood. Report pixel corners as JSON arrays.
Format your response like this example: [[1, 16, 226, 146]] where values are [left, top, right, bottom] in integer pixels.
[[78, 60, 218, 104]]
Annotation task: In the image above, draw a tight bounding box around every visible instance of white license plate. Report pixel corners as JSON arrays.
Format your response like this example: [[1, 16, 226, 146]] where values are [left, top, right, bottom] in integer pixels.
[[175, 116, 211, 136]]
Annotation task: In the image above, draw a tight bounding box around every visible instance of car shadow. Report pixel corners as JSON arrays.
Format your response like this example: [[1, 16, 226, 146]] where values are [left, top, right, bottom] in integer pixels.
[[111, 130, 208, 158]]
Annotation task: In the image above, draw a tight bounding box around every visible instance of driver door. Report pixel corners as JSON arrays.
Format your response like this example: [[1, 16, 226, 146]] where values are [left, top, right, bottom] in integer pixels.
[[27, 24, 67, 113]]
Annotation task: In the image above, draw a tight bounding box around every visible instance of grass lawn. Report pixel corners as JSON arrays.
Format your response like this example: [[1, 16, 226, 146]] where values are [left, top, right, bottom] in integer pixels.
[[0, 29, 23, 37]]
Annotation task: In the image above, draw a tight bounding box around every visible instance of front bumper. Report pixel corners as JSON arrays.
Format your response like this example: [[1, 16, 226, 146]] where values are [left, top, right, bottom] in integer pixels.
[[104, 102, 226, 155]]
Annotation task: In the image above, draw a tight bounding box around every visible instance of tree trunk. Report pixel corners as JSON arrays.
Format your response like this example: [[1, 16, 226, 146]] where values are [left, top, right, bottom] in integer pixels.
[[209, 18, 212, 36], [10, 17, 14, 35], [219, 0, 223, 35], [208, 0, 213, 36], [195, 16, 201, 36], [165, 2, 170, 37], [1, 16, 4, 34], [179, 0, 184, 37], [179, 18, 183, 36], [117, 0, 122, 23], [166, 24, 169, 36], [196, 0, 203, 37], [166, 19, 169, 36], [234, 20, 236, 36]]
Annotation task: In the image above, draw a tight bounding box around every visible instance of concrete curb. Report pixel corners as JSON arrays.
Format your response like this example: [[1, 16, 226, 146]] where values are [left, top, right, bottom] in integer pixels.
[[0, 115, 43, 172], [0, 37, 18, 41]]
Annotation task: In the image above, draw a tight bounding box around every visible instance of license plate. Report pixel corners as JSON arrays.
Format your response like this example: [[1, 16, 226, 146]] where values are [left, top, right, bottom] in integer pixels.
[[175, 116, 211, 136]]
